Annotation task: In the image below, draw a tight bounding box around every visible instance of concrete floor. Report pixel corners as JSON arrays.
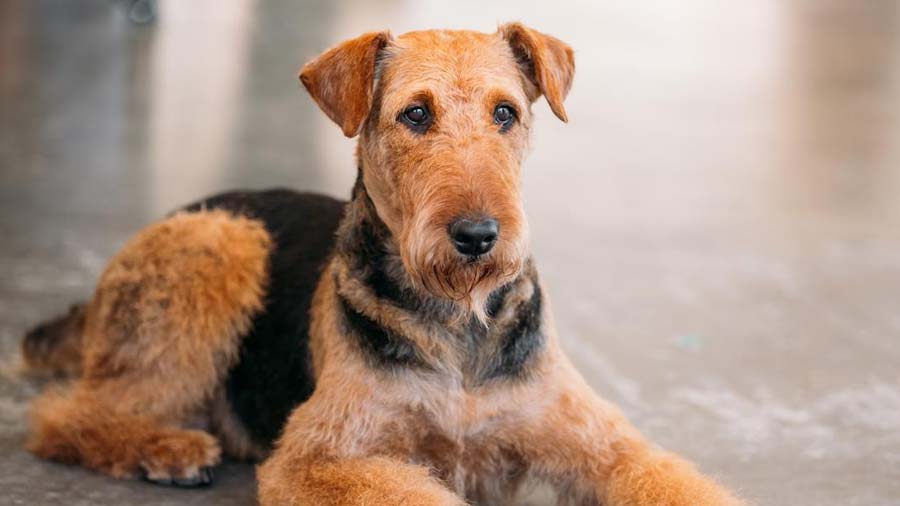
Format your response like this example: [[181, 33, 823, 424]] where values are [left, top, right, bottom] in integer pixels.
[[1, 1, 899, 505]]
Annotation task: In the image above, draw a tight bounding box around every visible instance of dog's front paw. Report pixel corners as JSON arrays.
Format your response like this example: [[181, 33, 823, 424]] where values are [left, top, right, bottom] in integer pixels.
[[606, 450, 744, 506], [139, 429, 221, 487]]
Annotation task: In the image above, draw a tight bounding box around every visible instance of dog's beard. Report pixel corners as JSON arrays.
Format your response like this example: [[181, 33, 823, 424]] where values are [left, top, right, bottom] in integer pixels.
[[401, 219, 527, 323]]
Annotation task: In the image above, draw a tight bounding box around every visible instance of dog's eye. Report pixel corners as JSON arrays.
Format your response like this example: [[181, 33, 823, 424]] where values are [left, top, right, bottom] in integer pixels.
[[493, 104, 516, 131], [404, 106, 428, 124], [400, 106, 431, 132]]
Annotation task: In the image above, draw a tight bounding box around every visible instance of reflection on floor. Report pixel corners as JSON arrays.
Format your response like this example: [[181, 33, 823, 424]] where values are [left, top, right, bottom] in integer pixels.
[[1, 1, 898, 505]]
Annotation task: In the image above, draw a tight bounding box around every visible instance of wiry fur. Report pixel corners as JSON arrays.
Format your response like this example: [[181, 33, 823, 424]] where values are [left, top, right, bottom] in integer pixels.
[[22, 303, 86, 377], [22, 23, 744, 506], [26, 210, 271, 483]]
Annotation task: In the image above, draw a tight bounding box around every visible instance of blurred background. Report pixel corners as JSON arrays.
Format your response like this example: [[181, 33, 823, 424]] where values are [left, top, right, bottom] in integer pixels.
[[1, 1, 899, 505]]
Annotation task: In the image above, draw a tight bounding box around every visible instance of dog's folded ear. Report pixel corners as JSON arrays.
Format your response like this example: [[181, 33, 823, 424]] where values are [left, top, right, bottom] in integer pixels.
[[300, 31, 391, 137], [499, 23, 575, 123]]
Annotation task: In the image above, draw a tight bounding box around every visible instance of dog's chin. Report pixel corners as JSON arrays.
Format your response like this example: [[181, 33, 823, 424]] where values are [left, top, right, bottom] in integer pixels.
[[404, 242, 524, 323]]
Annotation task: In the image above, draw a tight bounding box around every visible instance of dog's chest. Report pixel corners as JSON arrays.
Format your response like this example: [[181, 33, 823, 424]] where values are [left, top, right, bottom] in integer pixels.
[[397, 385, 537, 502]]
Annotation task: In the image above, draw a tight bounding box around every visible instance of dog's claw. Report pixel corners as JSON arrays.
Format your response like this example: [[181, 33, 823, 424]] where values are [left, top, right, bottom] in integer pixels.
[[142, 466, 214, 488], [195, 467, 215, 487], [172, 467, 214, 488]]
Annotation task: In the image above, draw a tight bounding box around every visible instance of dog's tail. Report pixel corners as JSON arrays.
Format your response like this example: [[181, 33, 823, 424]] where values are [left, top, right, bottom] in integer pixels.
[[21, 303, 87, 378]]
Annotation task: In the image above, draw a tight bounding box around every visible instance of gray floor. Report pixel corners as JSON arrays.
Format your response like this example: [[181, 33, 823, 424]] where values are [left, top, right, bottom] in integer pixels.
[[1, 1, 899, 505]]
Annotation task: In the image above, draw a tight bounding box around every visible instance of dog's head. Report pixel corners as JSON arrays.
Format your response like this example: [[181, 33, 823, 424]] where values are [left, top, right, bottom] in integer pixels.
[[301, 24, 574, 318]]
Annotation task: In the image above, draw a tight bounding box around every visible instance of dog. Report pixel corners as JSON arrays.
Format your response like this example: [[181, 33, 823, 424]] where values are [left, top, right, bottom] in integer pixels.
[[22, 24, 744, 505]]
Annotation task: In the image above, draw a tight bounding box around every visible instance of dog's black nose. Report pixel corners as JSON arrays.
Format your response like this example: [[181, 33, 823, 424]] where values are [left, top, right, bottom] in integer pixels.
[[449, 218, 499, 256]]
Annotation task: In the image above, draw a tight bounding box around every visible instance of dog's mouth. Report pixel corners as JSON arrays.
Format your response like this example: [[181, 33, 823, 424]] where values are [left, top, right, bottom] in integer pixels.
[[462, 252, 487, 265], [402, 242, 523, 320], [397, 208, 528, 319]]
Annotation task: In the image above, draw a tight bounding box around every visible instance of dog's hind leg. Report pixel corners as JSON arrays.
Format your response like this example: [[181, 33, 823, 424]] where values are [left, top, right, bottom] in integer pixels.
[[28, 385, 223, 485], [26, 210, 271, 485]]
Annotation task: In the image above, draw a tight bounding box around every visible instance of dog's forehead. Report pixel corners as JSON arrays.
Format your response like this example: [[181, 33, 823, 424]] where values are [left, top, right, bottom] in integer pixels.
[[380, 29, 524, 101]]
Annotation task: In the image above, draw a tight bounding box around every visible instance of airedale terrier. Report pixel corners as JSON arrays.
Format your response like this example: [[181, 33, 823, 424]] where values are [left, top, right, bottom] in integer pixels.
[[22, 24, 744, 505]]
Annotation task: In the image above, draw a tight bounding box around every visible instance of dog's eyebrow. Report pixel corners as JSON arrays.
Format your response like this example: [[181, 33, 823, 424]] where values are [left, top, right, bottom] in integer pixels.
[[404, 89, 436, 109], [390, 89, 442, 120], [485, 88, 526, 114]]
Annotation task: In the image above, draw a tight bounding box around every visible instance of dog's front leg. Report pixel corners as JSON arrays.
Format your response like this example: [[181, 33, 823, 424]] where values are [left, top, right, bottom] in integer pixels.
[[519, 360, 744, 506], [258, 455, 464, 506], [256, 386, 465, 506]]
